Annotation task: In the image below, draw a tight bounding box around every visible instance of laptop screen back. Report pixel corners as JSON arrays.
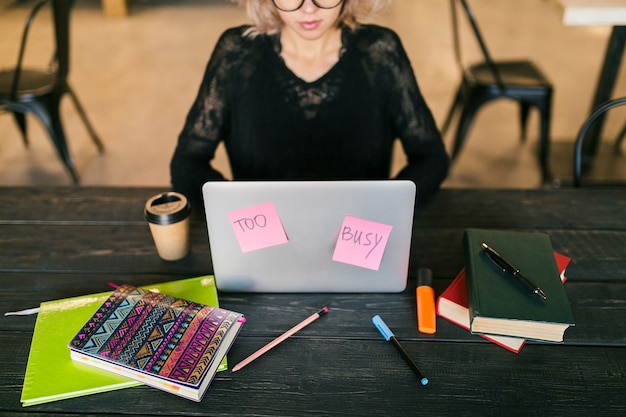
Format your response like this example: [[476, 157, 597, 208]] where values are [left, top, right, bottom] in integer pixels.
[[202, 180, 416, 293]]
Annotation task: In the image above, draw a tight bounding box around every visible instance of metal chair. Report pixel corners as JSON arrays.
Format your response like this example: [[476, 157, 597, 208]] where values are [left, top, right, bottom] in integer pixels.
[[0, 0, 104, 184], [574, 97, 626, 187], [614, 122, 626, 152], [441, 0, 553, 182]]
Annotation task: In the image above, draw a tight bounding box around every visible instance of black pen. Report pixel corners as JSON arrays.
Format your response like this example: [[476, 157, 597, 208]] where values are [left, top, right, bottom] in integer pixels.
[[481, 242, 547, 300]]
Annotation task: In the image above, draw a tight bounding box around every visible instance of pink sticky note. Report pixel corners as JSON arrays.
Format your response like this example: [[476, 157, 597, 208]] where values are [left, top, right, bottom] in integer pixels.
[[332, 215, 393, 271], [227, 202, 288, 253]]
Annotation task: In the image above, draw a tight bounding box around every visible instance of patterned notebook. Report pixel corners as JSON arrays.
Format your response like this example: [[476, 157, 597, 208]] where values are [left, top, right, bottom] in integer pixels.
[[68, 285, 246, 402]]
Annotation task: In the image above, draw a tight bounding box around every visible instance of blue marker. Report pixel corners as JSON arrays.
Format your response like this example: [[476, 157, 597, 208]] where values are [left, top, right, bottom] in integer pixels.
[[372, 315, 429, 386]]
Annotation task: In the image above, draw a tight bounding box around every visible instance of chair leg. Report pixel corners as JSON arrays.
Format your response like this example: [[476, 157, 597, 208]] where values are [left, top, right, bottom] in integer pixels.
[[441, 86, 463, 136], [451, 103, 481, 160], [614, 120, 626, 154], [66, 85, 105, 153], [519, 102, 531, 143], [29, 97, 80, 184], [12, 112, 28, 147], [538, 105, 552, 183]]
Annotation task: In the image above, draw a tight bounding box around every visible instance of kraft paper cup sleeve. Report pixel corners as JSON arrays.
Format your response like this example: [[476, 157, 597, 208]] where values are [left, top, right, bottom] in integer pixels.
[[144, 192, 191, 261]]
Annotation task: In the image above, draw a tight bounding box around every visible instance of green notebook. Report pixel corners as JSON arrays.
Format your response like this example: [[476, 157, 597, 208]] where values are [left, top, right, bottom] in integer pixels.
[[21, 276, 223, 406], [463, 229, 575, 343]]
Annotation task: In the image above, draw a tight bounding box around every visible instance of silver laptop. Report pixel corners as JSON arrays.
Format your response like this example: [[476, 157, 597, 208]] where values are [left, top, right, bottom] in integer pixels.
[[202, 180, 416, 293]]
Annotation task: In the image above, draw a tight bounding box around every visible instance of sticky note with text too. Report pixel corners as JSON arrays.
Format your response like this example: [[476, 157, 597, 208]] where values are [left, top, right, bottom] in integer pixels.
[[227, 202, 289, 253]]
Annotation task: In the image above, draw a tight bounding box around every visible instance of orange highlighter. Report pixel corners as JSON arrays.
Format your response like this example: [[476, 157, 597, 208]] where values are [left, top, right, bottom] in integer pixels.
[[416, 268, 436, 334]]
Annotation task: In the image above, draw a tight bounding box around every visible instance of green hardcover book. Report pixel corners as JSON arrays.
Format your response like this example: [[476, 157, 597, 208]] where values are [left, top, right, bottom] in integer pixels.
[[21, 276, 224, 406], [463, 229, 575, 343]]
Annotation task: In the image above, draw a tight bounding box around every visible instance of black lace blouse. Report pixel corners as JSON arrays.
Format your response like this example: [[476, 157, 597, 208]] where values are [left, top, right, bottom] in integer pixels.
[[170, 24, 449, 206]]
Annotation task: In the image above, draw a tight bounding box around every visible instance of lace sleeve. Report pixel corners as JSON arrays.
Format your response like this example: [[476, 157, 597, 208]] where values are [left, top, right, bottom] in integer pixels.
[[170, 27, 250, 205], [361, 27, 449, 204]]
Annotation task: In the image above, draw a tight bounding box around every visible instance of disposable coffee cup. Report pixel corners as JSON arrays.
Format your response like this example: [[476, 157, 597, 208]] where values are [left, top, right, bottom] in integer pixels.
[[144, 192, 191, 261]]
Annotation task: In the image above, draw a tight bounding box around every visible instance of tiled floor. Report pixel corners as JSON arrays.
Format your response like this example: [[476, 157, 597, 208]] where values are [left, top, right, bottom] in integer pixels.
[[1, 0, 624, 189]]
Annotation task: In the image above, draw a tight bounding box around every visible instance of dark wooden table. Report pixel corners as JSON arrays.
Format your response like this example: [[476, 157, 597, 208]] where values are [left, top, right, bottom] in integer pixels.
[[1, 187, 625, 416]]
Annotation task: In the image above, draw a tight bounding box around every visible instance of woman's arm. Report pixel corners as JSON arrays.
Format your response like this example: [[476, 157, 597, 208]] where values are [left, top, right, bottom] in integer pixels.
[[373, 27, 449, 204], [170, 27, 249, 206]]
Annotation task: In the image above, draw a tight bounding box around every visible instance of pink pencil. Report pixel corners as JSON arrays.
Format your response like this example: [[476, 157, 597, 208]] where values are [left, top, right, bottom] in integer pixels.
[[231, 307, 329, 372]]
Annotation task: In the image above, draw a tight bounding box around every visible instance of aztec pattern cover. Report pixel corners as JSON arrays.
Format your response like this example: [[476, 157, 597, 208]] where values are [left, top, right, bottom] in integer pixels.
[[22, 276, 224, 406], [68, 285, 245, 400]]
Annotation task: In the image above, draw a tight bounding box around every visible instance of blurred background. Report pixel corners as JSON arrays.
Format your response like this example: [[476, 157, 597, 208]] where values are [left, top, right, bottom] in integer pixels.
[[0, 0, 624, 188]]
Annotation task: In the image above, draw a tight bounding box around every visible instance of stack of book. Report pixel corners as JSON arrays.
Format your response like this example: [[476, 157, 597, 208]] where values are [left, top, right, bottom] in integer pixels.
[[437, 229, 575, 353], [21, 276, 245, 406]]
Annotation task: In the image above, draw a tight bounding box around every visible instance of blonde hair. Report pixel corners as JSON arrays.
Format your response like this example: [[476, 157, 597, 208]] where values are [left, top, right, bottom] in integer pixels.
[[234, 0, 390, 36]]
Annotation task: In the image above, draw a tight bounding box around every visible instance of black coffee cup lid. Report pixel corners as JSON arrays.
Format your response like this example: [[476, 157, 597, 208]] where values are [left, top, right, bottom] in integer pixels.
[[144, 192, 190, 225]]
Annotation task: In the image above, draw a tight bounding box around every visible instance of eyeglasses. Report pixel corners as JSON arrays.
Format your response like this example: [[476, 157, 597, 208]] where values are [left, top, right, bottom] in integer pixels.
[[272, 0, 344, 13]]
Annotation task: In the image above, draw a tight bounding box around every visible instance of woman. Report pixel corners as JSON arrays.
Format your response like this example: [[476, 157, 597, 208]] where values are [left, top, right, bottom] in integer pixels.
[[170, 0, 448, 206]]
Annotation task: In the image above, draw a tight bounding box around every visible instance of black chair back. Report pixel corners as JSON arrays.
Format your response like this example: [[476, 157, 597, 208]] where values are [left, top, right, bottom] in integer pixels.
[[53, 0, 72, 84], [9, 0, 72, 95], [451, 0, 505, 90], [0, 0, 103, 184], [574, 97, 626, 187], [442, 0, 554, 182]]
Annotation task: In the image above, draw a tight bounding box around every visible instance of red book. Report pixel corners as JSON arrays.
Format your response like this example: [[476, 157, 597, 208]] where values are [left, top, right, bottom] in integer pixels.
[[436, 253, 571, 353]]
